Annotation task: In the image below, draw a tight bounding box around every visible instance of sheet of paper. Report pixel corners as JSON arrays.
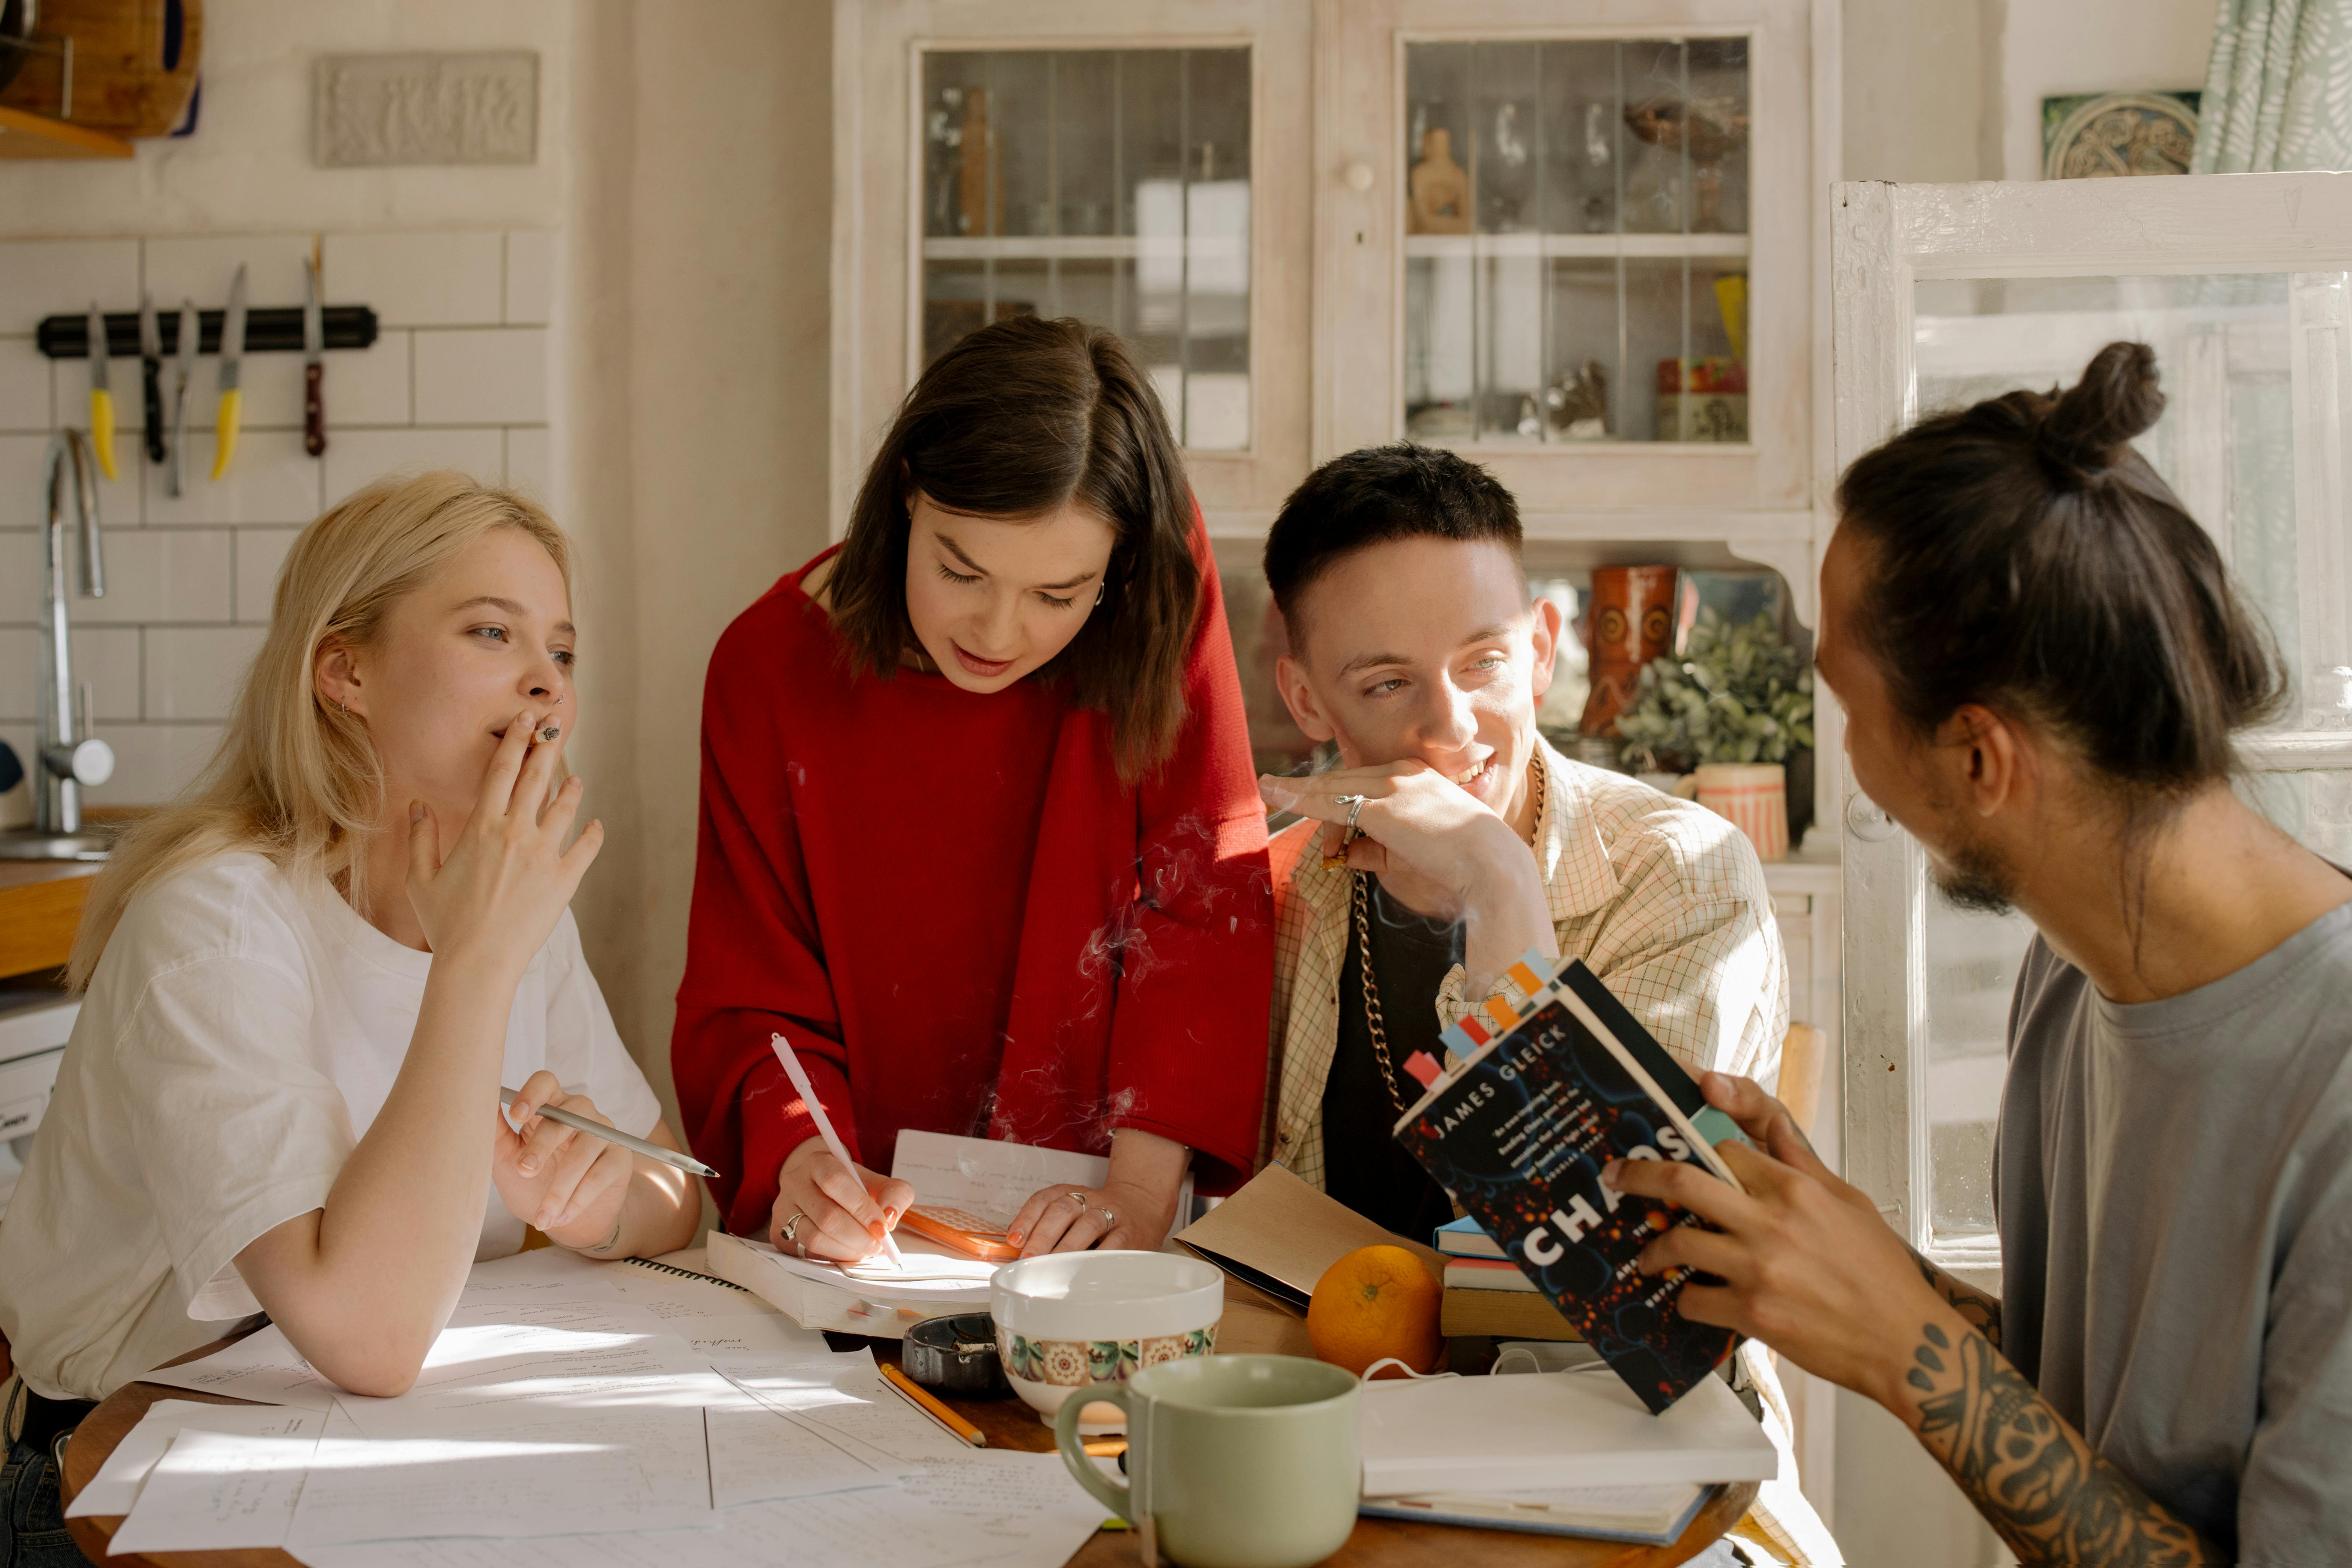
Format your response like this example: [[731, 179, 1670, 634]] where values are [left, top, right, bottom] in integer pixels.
[[889, 1130, 1109, 1231], [898, 1448, 1110, 1563], [333, 1302, 729, 1433], [704, 1378, 918, 1508], [742, 1233, 999, 1305], [288, 1485, 1039, 1568], [69, 1401, 323, 1519], [454, 1248, 629, 1308], [284, 1404, 715, 1546], [609, 1263, 832, 1358], [138, 1322, 341, 1410], [719, 1356, 974, 1465], [110, 1424, 323, 1553]]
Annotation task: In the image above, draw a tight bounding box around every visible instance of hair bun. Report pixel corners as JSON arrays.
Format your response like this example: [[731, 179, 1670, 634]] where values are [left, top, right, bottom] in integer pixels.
[[2037, 341, 2164, 485]]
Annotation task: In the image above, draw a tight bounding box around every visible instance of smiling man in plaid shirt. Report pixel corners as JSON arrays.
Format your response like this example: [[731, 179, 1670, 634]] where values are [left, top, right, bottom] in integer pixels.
[[1253, 445, 1786, 1237]]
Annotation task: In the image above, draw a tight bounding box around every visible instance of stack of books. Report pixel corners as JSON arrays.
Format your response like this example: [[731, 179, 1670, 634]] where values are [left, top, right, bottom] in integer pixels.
[[1434, 1217, 1583, 1341]]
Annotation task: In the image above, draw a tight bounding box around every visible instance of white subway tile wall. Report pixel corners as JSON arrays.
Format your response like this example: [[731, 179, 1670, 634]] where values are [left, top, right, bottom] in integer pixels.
[[0, 231, 557, 808]]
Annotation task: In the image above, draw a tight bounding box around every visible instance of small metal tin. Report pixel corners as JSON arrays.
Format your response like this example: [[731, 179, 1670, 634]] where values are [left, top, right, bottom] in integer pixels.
[[904, 1312, 1011, 1398]]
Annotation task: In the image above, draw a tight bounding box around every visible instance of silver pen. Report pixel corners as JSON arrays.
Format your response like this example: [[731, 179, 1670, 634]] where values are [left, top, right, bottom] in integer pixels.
[[500, 1086, 721, 1180]]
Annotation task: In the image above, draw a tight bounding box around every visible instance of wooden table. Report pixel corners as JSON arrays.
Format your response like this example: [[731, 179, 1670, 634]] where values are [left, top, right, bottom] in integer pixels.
[[62, 1335, 1756, 1567]]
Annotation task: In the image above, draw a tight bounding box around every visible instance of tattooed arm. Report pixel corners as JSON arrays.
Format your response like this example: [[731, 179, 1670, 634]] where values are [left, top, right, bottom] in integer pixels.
[[1893, 1308, 2222, 1566], [1609, 1071, 2221, 1568], [1911, 1247, 2002, 1348]]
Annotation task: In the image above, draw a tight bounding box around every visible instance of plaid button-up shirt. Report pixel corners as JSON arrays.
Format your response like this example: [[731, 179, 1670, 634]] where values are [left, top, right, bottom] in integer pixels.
[[1261, 742, 1788, 1190]]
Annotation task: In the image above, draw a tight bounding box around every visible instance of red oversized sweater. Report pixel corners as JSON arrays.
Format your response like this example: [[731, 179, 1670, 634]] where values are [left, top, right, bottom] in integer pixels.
[[673, 534, 1275, 1238]]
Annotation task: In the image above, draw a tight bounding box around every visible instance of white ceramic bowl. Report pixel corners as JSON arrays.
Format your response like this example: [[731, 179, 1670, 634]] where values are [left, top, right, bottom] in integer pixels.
[[990, 1250, 1225, 1423]]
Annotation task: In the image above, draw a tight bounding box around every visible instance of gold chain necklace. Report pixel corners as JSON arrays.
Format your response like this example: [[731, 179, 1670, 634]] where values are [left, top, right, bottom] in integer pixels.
[[1351, 755, 1546, 1116]]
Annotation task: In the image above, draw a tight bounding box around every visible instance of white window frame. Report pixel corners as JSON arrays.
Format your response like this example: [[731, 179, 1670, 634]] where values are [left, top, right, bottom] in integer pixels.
[[1832, 172, 2352, 1291]]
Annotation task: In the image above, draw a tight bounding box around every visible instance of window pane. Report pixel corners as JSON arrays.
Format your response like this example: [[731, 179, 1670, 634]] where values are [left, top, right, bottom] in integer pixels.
[[1923, 899, 2036, 1245], [919, 47, 1252, 452], [1404, 37, 1749, 446], [1909, 270, 2333, 1247]]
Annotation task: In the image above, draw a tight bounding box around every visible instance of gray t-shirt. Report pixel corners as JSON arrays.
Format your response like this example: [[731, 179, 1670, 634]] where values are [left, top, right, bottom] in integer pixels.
[[1997, 902, 2352, 1564]]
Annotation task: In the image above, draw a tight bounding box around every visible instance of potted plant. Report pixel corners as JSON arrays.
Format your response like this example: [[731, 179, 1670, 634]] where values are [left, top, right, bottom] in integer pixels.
[[1614, 609, 1815, 858]]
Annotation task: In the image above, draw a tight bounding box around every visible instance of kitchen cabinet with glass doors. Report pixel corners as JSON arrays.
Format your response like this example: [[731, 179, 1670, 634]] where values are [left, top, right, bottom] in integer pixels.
[[831, 0, 1840, 735]]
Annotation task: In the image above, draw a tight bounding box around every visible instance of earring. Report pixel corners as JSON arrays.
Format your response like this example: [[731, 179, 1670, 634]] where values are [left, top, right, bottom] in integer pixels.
[[1094, 583, 1106, 608]]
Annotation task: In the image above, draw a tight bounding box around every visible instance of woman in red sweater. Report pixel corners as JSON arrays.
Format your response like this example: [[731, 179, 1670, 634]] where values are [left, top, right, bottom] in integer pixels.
[[674, 318, 1272, 1263]]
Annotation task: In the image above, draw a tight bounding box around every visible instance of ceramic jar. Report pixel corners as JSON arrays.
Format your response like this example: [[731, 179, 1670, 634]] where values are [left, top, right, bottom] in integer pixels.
[[1693, 761, 1789, 861], [1580, 565, 1679, 737]]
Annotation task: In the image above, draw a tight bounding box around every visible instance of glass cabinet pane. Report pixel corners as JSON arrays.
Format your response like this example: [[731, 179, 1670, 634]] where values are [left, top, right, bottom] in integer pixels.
[[1907, 268, 2336, 1245], [919, 47, 1252, 451], [1402, 38, 1750, 446]]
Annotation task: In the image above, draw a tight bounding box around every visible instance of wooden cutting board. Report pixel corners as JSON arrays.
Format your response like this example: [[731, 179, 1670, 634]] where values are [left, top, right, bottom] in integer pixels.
[[0, 0, 201, 140]]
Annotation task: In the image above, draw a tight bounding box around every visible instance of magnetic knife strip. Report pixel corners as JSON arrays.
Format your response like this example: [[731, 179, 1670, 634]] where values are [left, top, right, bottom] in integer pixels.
[[38, 306, 379, 358]]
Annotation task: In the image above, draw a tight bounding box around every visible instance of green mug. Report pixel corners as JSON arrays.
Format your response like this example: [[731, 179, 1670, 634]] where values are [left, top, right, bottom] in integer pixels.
[[1054, 1354, 1361, 1568]]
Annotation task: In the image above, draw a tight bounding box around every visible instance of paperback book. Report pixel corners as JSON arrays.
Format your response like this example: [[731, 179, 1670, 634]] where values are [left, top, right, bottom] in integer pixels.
[[1390, 954, 1749, 1413]]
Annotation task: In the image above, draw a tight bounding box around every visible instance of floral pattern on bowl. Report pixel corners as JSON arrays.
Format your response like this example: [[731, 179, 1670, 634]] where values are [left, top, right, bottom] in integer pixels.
[[1004, 1325, 1217, 1387]]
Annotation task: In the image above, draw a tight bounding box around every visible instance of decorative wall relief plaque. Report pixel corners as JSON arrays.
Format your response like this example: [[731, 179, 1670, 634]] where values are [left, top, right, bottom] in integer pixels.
[[315, 52, 539, 168], [2041, 92, 2200, 180]]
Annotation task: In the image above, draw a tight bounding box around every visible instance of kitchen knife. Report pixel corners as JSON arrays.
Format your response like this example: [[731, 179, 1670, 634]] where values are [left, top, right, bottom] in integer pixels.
[[86, 301, 117, 481], [138, 293, 166, 466], [212, 264, 248, 481], [168, 298, 198, 497], [302, 256, 327, 457]]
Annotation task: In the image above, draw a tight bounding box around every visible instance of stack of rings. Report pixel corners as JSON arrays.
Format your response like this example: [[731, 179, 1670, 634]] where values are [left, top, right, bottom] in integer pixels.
[[1322, 793, 1368, 871], [1063, 1188, 1117, 1232]]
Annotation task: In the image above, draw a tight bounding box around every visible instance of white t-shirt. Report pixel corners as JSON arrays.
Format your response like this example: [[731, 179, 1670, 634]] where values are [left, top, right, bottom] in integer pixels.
[[0, 852, 661, 1401]]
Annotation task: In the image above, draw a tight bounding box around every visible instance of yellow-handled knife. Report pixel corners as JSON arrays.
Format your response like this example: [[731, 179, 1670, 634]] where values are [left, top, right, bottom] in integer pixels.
[[86, 300, 117, 481], [212, 264, 248, 482]]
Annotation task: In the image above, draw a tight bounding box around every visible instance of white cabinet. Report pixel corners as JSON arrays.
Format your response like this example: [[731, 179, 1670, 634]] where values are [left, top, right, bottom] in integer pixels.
[[832, 0, 1316, 529], [834, 0, 1836, 573]]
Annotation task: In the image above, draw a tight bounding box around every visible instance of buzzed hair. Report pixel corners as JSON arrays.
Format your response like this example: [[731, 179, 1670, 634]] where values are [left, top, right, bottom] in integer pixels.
[[1263, 444, 1524, 641]]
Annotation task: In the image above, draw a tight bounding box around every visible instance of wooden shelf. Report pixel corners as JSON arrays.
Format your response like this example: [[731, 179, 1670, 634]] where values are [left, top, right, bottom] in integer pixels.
[[1403, 232, 1751, 260], [0, 104, 134, 160]]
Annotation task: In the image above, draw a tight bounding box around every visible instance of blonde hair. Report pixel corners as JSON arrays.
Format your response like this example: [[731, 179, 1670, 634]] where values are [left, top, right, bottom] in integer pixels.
[[68, 472, 573, 990]]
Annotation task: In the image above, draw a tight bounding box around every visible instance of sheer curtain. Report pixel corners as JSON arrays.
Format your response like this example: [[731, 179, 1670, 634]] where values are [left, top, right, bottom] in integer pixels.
[[2192, 0, 2352, 172]]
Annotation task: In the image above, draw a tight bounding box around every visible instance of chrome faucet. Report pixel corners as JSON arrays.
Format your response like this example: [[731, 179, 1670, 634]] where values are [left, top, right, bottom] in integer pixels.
[[32, 429, 113, 834]]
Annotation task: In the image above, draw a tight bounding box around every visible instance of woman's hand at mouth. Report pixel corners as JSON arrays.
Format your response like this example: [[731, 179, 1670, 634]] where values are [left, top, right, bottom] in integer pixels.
[[406, 710, 602, 981]]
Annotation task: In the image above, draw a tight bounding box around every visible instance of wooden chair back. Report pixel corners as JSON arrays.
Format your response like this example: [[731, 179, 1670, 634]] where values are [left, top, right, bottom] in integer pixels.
[[1777, 1023, 1827, 1138]]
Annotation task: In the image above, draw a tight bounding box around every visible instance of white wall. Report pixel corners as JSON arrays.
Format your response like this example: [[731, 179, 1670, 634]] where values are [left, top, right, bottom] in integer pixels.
[[0, 230, 555, 809], [2000, 0, 2215, 180], [0, 2, 837, 1160]]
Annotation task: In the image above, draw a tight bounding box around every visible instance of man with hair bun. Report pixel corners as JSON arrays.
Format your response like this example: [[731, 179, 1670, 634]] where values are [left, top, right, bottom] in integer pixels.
[[1606, 342, 2352, 1565], [1254, 442, 1786, 1240]]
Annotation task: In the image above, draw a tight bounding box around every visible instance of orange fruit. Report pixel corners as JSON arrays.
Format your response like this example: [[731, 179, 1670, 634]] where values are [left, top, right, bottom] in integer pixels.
[[1307, 1244, 1443, 1378]]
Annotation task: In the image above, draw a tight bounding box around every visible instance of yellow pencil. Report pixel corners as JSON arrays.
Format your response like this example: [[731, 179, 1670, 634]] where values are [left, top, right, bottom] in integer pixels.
[[878, 1362, 986, 1448]]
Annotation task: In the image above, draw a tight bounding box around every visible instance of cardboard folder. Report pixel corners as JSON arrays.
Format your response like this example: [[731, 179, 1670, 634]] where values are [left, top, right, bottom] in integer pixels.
[[1172, 1164, 1448, 1314]]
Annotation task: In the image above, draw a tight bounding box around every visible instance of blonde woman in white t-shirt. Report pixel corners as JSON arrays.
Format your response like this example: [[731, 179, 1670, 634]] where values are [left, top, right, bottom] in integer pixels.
[[0, 473, 700, 1424]]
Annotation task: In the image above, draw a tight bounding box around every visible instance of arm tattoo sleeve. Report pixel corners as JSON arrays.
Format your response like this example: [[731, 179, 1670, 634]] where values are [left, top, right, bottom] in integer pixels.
[[1912, 1247, 2003, 1349], [1904, 1321, 2222, 1567]]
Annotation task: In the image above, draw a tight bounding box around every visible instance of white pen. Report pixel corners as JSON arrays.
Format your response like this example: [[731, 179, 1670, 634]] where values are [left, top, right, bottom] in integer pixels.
[[769, 1032, 905, 1266], [500, 1086, 720, 1180]]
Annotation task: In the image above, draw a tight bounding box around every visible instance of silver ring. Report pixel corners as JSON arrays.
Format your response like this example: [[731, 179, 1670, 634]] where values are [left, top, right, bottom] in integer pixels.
[[1337, 794, 1366, 832], [797, 1237, 807, 1259], [780, 1211, 810, 1243], [1062, 1190, 1089, 1207], [1095, 1206, 1116, 1229]]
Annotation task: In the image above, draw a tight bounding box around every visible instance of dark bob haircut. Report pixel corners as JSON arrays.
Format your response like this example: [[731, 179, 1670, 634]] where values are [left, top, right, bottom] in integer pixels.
[[1263, 443, 1523, 645], [830, 317, 1201, 781], [1836, 340, 2284, 798]]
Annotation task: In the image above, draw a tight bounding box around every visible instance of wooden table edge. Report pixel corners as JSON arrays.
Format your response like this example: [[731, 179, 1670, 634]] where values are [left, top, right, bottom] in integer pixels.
[[62, 1331, 1760, 1568]]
